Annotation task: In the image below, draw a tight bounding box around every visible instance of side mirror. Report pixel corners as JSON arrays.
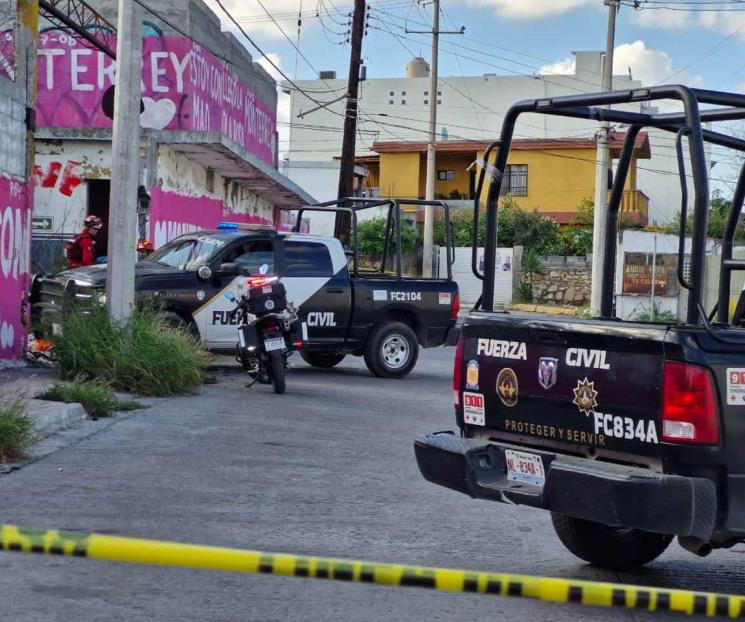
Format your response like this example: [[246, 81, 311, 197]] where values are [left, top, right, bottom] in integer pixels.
[[215, 262, 241, 277]]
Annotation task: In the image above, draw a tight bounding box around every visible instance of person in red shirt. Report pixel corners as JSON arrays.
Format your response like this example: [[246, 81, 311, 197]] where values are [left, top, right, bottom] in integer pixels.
[[66, 215, 103, 269]]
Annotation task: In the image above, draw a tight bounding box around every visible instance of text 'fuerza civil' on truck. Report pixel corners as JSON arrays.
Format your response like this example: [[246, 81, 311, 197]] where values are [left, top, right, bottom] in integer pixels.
[[31, 199, 459, 379], [416, 86, 745, 569]]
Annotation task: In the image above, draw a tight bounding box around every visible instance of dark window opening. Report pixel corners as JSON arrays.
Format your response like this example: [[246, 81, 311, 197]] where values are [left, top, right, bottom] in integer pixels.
[[501, 164, 528, 197], [285, 241, 333, 276], [87, 179, 110, 257]]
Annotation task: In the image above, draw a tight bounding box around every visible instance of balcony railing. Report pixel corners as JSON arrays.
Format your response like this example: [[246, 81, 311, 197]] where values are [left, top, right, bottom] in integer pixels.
[[610, 189, 649, 225]]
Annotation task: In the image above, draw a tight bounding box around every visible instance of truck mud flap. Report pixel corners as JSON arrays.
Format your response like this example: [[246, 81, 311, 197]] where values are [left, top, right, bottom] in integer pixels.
[[415, 432, 717, 539]]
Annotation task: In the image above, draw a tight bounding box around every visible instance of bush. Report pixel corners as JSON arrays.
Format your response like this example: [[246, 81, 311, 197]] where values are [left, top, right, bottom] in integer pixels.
[[666, 190, 744, 242], [55, 307, 207, 396], [357, 217, 420, 256], [39, 378, 143, 418], [0, 402, 34, 461], [634, 303, 678, 324]]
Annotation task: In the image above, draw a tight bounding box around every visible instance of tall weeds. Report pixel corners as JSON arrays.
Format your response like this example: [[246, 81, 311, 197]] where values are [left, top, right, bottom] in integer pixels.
[[55, 307, 207, 396]]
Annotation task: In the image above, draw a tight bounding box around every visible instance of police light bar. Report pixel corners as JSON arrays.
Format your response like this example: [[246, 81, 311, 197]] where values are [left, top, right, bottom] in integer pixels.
[[217, 222, 275, 232]]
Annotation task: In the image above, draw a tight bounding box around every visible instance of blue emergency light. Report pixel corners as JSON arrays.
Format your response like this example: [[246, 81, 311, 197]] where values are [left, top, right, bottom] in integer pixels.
[[217, 222, 239, 230]]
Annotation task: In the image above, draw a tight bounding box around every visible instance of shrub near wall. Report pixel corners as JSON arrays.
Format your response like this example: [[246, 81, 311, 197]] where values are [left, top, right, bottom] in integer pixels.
[[55, 307, 207, 396]]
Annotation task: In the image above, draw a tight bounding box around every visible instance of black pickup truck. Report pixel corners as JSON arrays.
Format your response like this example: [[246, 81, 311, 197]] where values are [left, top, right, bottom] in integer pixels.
[[416, 86, 745, 568], [32, 200, 459, 379]]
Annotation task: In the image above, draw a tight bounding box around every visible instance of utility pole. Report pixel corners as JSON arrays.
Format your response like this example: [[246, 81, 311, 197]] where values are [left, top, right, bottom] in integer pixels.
[[590, 0, 619, 317], [106, 0, 143, 322], [408, 1, 463, 277], [335, 0, 366, 245]]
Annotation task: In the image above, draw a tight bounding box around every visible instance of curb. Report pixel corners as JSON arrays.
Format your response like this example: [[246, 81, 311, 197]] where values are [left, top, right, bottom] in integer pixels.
[[25, 399, 88, 442]]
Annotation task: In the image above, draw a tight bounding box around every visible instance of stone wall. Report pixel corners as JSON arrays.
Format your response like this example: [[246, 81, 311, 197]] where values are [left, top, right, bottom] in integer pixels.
[[530, 256, 591, 306]]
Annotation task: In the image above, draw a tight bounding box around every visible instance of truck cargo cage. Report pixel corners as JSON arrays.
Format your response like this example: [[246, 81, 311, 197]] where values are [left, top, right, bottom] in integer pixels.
[[475, 86, 745, 327], [287, 197, 455, 280]]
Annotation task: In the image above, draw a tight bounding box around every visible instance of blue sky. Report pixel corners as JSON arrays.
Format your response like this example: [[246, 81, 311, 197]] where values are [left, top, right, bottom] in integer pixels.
[[212, 0, 745, 90], [206, 0, 745, 192]]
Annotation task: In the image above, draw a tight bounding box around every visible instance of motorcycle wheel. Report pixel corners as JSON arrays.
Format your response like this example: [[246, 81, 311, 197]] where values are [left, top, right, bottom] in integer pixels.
[[269, 350, 286, 394]]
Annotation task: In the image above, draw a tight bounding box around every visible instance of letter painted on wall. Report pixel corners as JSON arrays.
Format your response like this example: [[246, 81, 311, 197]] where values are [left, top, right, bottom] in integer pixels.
[[0, 176, 31, 363], [34, 34, 276, 167]]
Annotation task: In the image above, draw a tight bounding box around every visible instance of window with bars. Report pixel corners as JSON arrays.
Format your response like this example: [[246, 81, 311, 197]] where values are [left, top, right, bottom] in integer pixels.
[[500, 164, 528, 196]]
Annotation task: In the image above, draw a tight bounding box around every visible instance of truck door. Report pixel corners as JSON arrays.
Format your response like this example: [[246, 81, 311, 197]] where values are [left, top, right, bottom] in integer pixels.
[[195, 238, 276, 349], [282, 239, 351, 347]]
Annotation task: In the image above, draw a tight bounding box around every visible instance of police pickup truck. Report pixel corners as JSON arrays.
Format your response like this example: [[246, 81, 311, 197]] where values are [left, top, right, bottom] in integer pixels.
[[31, 223, 459, 378], [416, 87, 745, 569]]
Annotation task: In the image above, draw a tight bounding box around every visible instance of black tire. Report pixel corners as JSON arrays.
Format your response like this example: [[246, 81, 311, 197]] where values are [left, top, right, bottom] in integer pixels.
[[269, 350, 286, 394], [300, 351, 346, 368], [363, 321, 419, 379], [551, 512, 673, 569]]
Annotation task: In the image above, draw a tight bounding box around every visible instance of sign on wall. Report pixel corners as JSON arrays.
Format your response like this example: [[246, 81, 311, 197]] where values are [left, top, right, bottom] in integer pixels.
[[622, 252, 679, 296], [34, 33, 276, 167]]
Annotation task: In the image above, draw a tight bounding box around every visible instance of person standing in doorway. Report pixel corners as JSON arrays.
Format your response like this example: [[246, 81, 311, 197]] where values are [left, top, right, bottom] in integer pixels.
[[65, 215, 103, 269]]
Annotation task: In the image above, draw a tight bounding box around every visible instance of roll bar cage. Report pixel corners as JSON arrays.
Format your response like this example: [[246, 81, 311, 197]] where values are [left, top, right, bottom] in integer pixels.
[[285, 197, 455, 280], [475, 86, 745, 326]]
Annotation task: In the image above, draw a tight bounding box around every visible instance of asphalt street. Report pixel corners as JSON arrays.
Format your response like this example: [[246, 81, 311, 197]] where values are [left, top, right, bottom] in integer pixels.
[[1, 347, 743, 621]]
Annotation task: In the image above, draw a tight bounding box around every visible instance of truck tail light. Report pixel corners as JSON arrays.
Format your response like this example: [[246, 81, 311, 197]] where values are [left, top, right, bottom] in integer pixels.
[[453, 335, 464, 407], [661, 361, 719, 444], [451, 292, 460, 320]]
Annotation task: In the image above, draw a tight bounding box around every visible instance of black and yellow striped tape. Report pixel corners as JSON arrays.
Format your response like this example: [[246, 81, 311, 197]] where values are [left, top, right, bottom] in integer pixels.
[[1, 523, 743, 617]]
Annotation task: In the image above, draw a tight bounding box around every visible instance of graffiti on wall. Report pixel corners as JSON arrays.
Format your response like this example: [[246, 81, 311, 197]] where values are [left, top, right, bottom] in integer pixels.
[[33, 160, 83, 197], [149, 187, 271, 248], [36, 33, 277, 167], [0, 175, 30, 362]]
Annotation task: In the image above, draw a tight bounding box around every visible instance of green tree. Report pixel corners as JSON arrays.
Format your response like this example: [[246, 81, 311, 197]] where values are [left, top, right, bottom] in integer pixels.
[[357, 217, 419, 255], [666, 190, 743, 242]]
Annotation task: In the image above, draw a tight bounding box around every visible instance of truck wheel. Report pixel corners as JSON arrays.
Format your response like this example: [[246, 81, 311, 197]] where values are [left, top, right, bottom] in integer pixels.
[[364, 321, 419, 379], [551, 513, 672, 569], [300, 351, 346, 368]]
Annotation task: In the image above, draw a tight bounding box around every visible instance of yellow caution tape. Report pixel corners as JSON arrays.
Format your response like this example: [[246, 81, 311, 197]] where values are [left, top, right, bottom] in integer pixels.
[[1, 523, 743, 617]]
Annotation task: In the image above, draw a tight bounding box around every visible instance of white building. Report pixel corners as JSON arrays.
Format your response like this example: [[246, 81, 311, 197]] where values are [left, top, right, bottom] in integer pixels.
[[282, 51, 704, 226]]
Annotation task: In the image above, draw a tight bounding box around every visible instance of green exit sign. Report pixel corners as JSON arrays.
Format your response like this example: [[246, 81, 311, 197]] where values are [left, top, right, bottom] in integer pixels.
[[32, 217, 54, 231]]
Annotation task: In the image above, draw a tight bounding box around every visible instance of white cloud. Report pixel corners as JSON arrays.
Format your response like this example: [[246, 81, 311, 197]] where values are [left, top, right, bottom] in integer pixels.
[[613, 40, 703, 87], [258, 52, 284, 82], [539, 41, 703, 90], [539, 58, 575, 75], [630, 7, 691, 30], [463, 0, 595, 20]]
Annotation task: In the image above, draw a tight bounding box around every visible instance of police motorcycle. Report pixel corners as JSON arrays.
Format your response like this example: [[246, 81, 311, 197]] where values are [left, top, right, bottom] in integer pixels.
[[225, 264, 301, 394]]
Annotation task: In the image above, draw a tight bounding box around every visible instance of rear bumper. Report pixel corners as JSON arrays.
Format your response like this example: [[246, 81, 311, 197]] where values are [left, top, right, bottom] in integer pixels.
[[414, 432, 718, 539]]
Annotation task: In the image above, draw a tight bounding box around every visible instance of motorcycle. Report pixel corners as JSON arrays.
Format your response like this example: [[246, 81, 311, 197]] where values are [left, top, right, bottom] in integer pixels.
[[225, 265, 301, 394]]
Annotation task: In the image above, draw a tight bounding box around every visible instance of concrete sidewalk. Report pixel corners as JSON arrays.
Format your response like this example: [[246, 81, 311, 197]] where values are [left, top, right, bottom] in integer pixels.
[[0, 367, 87, 443]]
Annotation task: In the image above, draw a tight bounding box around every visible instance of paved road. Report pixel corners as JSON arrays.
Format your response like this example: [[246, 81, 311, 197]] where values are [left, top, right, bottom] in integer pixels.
[[1, 348, 742, 621]]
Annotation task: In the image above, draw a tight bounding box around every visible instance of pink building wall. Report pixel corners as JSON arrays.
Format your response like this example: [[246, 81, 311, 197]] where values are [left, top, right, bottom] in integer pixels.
[[36, 33, 277, 167], [0, 176, 31, 363]]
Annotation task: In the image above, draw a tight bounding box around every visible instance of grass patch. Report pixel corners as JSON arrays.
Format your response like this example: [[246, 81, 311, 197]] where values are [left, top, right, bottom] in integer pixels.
[[0, 402, 34, 461], [39, 378, 143, 418], [54, 306, 208, 396]]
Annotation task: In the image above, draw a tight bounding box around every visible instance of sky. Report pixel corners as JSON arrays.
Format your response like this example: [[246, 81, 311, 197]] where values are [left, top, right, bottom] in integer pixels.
[[204, 0, 745, 192]]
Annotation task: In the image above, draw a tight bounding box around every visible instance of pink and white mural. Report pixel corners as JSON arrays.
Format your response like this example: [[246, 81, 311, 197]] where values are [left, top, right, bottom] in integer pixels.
[[36, 33, 277, 167], [0, 176, 31, 363], [150, 187, 271, 248]]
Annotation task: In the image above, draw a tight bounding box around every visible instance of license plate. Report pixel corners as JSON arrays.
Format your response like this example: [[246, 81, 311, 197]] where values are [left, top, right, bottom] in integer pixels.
[[505, 449, 545, 487], [264, 337, 285, 352]]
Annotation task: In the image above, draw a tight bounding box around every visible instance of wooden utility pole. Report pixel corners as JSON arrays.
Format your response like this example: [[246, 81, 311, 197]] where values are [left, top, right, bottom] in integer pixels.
[[335, 0, 365, 244]]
